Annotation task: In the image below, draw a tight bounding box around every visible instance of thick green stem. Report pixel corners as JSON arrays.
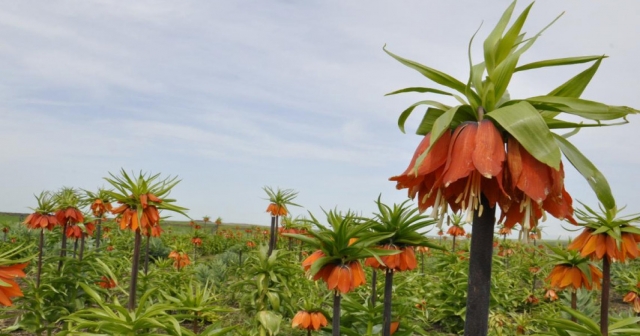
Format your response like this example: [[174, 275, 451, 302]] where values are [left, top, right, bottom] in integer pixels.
[[58, 221, 68, 271], [382, 268, 394, 336], [95, 218, 102, 248], [128, 230, 142, 311], [601, 257, 610, 336], [571, 290, 577, 322], [144, 234, 150, 275], [79, 234, 85, 261], [463, 195, 496, 336], [268, 216, 276, 256], [37, 229, 44, 288], [298, 240, 303, 262], [371, 269, 377, 306], [452, 235, 457, 252], [332, 291, 341, 336]]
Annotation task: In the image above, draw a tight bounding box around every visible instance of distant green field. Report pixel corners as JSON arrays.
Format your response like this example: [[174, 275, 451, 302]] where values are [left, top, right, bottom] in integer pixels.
[[0, 211, 263, 231], [0, 213, 25, 223]]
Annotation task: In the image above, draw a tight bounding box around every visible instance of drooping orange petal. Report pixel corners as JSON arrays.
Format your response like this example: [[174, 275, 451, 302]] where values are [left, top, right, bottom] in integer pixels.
[[506, 137, 523, 192], [543, 188, 576, 224], [472, 120, 505, 179], [595, 234, 607, 260], [390, 321, 400, 335], [310, 312, 325, 330], [337, 266, 352, 294], [326, 265, 341, 290], [516, 148, 552, 203], [570, 267, 583, 290], [442, 123, 477, 186], [581, 235, 598, 258], [568, 229, 592, 251], [622, 233, 640, 259]]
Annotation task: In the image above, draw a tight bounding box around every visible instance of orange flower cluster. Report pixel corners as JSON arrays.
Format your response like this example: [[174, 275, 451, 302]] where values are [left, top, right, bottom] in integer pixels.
[[112, 193, 162, 232], [544, 288, 558, 301], [90, 199, 112, 217], [279, 227, 304, 235], [415, 246, 430, 254], [24, 213, 59, 230], [390, 125, 575, 231], [291, 310, 328, 331], [498, 227, 512, 235], [568, 228, 640, 262], [0, 262, 28, 306], [246, 241, 256, 248], [447, 226, 466, 237], [146, 225, 163, 237], [623, 292, 640, 313], [365, 245, 417, 272], [191, 237, 202, 246], [97, 276, 116, 289], [168, 251, 191, 270], [56, 207, 84, 225], [66, 222, 96, 239], [497, 247, 514, 257], [302, 251, 366, 294], [547, 264, 602, 290], [266, 203, 287, 216]]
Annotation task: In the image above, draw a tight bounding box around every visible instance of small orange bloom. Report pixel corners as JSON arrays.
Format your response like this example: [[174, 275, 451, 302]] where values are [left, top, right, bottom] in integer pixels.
[[0, 262, 28, 306], [266, 203, 288, 216], [544, 289, 558, 301], [365, 245, 417, 272], [97, 276, 117, 289], [191, 237, 202, 246], [292, 311, 328, 331], [246, 241, 256, 248], [56, 207, 84, 226], [91, 199, 112, 217], [447, 226, 466, 237], [23, 213, 59, 231], [547, 264, 602, 291], [526, 294, 539, 304], [168, 251, 191, 270], [568, 228, 640, 263]]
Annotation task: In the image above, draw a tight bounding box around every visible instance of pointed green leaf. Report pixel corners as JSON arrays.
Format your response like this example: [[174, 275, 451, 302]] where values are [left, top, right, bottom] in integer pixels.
[[385, 87, 455, 97], [553, 134, 615, 210], [486, 101, 561, 169], [484, 1, 516, 74], [397, 100, 451, 133], [516, 55, 604, 72], [384, 46, 480, 104], [527, 96, 638, 121], [495, 2, 533, 65]]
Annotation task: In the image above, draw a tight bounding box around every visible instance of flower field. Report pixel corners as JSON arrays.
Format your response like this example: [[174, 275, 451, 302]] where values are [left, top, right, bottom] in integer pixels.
[[1, 188, 640, 336], [2, 1, 640, 335]]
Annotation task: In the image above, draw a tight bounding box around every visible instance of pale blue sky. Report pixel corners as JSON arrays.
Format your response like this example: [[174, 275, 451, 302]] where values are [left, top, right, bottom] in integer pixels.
[[1, 1, 639, 240]]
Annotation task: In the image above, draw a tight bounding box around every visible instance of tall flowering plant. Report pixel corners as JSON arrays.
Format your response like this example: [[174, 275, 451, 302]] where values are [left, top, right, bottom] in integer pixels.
[[567, 203, 640, 334], [104, 169, 188, 310], [263, 187, 300, 256], [365, 198, 440, 336], [385, 2, 637, 334], [83, 188, 113, 249], [284, 210, 398, 336]]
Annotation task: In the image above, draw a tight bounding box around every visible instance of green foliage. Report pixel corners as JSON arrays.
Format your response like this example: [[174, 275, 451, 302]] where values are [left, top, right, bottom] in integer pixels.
[[385, 0, 638, 210]]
